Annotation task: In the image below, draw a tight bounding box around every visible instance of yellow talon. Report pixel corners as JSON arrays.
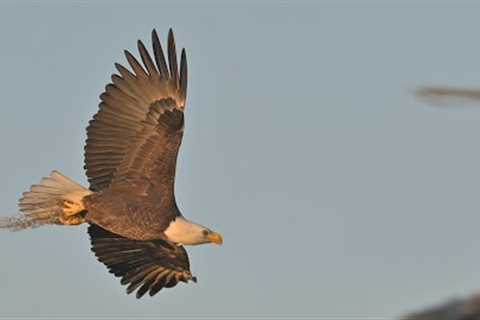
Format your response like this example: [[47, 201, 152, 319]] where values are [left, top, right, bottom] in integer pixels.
[[62, 200, 83, 216], [57, 199, 86, 226], [58, 214, 85, 226]]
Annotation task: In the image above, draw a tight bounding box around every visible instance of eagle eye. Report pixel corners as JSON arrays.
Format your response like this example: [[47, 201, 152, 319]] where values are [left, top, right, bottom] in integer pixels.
[[202, 229, 209, 236]]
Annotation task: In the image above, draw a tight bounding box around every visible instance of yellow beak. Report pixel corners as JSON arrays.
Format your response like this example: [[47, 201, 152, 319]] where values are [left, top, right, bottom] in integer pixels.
[[207, 231, 223, 245]]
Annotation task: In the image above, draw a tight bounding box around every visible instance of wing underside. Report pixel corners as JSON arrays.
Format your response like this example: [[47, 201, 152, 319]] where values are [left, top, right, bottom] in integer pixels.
[[88, 224, 196, 298]]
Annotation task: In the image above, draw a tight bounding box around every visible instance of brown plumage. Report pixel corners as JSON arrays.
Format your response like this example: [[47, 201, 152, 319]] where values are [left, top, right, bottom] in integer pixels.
[[85, 29, 187, 193], [83, 29, 194, 297], [89, 224, 195, 299], [0, 29, 223, 298]]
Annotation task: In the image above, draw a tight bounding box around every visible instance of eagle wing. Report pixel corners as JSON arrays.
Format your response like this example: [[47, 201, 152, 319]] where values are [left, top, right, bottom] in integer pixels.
[[89, 224, 196, 298], [84, 29, 187, 193], [107, 98, 184, 205]]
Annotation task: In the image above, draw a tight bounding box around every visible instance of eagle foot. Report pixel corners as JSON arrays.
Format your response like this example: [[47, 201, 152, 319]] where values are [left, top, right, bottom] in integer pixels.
[[58, 214, 85, 225], [61, 199, 84, 216], [58, 199, 86, 226]]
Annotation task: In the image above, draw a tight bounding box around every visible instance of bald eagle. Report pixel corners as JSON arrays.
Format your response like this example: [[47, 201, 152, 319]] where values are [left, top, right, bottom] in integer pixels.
[[0, 29, 223, 298]]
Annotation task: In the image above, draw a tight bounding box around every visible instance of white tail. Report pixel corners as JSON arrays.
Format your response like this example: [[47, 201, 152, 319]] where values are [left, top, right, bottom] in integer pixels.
[[0, 170, 92, 231]]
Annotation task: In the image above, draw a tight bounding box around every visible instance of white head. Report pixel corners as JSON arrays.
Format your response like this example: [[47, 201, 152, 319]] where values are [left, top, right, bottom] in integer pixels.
[[164, 216, 223, 246]]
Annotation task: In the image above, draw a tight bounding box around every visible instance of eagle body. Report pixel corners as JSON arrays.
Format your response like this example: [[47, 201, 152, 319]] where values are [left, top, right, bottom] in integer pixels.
[[0, 29, 223, 298], [83, 187, 179, 241], [84, 190, 210, 245]]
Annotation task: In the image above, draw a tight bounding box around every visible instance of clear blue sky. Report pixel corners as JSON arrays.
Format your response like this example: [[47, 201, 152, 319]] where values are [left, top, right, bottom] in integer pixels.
[[1, 1, 480, 318]]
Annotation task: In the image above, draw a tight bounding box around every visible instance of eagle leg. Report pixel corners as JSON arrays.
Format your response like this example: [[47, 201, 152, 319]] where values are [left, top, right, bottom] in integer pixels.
[[61, 200, 84, 216], [58, 200, 86, 225], [58, 214, 85, 226]]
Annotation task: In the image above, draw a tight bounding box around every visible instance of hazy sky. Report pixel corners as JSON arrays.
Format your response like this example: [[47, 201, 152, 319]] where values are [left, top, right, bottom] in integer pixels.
[[2, 1, 480, 318]]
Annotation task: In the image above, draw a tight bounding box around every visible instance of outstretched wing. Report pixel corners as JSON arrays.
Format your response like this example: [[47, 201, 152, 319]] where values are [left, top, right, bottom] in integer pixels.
[[88, 224, 196, 298], [84, 29, 187, 192], [108, 98, 185, 204]]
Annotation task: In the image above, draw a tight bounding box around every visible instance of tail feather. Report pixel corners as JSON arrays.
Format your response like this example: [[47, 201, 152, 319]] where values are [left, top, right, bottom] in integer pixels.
[[0, 215, 56, 231], [0, 170, 91, 231]]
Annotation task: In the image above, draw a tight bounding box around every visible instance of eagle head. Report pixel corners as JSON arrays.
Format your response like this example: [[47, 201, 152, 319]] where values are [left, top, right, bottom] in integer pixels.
[[164, 216, 223, 246]]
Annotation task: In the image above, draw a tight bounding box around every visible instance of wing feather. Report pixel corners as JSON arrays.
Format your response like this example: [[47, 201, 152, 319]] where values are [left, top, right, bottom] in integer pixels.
[[168, 29, 179, 87], [89, 224, 196, 298], [137, 40, 158, 77], [109, 101, 184, 200], [180, 48, 188, 99], [124, 50, 149, 79], [84, 29, 187, 191], [152, 29, 169, 78]]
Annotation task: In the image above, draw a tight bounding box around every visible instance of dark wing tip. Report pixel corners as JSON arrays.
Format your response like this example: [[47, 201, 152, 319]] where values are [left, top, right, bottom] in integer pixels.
[[136, 40, 145, 58], [151, 29, 159, 48], [123, 49, 133, 65], [167, 28, 179, 87], [137, 39, 158, 76], [124, 49, 148, 78], [179, 48, 187, 100], [167, 28, 175, 49], [152, 28, 169, 78]]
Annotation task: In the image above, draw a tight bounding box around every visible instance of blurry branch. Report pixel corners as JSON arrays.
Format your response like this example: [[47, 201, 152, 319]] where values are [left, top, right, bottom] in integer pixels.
[[401, 292, 480, 320], [416, 86, 480, 106], [403, 84, 480, 319]]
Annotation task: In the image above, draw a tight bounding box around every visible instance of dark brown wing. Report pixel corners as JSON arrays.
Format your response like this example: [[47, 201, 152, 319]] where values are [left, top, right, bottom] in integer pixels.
[[84, 29, 188, 192], [83, 106, 185, 240], [107, 98, 185, 204], [88, 224, 196, 298]]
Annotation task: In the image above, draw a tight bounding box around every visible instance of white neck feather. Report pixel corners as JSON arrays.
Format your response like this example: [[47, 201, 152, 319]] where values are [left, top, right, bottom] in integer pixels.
[[164, 216, 208, 245]]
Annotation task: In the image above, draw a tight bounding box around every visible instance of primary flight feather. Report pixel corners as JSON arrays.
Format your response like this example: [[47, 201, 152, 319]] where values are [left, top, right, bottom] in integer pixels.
[[0, 29, 223, 299]]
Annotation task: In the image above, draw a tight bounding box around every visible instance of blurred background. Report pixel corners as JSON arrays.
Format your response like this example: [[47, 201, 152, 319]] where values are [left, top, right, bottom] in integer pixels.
[[1, 1, 480, 318]]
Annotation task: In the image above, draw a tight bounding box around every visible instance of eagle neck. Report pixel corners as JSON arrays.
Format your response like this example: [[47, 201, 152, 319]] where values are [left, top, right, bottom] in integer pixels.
[[164, 216, 207, 245]]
